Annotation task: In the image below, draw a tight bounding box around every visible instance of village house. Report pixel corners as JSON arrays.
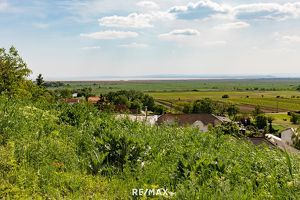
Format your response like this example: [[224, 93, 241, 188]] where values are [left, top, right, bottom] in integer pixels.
[[265, 133, 299, 154], [72, 93, 78, 98], [64, 98, 80, 105], [88, 96, 101, 104], [116, 114, 159, 126], [247, 137, 274, 147], [156, 114, 228, 132], [281, 128, 296, 146]]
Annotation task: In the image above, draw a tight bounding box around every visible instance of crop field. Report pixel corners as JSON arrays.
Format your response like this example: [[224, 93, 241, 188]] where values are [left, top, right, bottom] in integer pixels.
[[149, 91, 300, 112], [49, 78, 300, 93], [49, 79, 300, 112]]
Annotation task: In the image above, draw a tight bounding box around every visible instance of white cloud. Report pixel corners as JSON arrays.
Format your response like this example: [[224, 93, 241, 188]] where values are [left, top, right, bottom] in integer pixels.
[[80, 31, 139, 40], [213, 21, 250, 30], [99, 12, 173, 28], [159, 29, 201, 40], [169, 0, 231, 20], [234, 2, 300, 21], [81, 46, 101, 50], [137, 1, 160, 10], [168, 1, 300, 21], [119, 42, 149, 48], [99, 13, 153, 28]]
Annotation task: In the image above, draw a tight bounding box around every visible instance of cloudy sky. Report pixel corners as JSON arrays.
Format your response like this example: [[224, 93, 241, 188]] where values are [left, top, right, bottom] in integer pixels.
[[1, 0, 300, 79]]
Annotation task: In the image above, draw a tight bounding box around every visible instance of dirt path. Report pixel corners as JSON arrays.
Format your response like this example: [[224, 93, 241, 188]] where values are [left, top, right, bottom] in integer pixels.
[[238, 104, 287, 113]]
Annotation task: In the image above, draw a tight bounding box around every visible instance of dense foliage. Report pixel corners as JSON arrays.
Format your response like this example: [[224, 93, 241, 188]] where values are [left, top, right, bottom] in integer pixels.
[[0, 47, 31, 97], [0, 98, 300, 199], [102, 90, 165, 114], [290, 112, 300, 125]]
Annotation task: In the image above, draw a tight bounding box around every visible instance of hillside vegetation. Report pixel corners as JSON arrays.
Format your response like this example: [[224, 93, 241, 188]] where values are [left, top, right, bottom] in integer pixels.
[[1, 46, 300, 199], [0, 97, 300, 199]]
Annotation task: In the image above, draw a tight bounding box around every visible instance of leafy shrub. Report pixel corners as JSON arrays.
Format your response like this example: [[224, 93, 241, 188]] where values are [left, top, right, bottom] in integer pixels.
[[192, 98, 216, 114], [255, 115, 268, 129], [291, 113, 300, 124], [222, 94, 229, 99], [152, 104, 166, 115]]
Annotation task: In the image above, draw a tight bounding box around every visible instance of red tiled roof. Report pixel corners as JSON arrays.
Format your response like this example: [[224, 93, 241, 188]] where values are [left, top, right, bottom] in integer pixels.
[[88, 96, 100, 104], [64, 98, 80, 103]]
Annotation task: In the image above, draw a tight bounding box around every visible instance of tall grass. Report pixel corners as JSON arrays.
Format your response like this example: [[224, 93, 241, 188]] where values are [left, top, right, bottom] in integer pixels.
[[0, 97, 300, 199]]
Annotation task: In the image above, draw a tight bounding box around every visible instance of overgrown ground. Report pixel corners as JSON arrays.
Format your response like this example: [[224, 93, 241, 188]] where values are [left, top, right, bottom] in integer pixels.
[[1, 97, 300, 199]]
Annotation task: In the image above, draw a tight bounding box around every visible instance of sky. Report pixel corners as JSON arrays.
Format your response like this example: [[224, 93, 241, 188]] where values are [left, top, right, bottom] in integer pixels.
[[1, 0, 300, 79]]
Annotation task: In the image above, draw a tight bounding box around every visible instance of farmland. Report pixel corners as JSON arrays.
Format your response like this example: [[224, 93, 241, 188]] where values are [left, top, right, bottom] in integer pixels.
[[48, 79, 300, 129], [48, 79, 300, 93], [149, 91, 300, 112], [49, 79, 300, 112]]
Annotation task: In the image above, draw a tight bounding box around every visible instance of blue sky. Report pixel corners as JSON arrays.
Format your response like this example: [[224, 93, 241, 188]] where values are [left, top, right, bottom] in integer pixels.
[[1, 0, 300, 79]]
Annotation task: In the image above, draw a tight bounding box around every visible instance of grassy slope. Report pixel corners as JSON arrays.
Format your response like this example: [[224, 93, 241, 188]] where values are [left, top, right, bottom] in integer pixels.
[[0, 98, 300, 199]]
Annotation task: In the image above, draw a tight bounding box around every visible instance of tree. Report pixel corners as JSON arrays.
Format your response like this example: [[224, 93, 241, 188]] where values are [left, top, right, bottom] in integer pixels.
[[238, 115, 251, 126], [153, 104, 166, 115], [255, 114, 268, 129], [227, 104, 240, 118], [130, 100, 142, 114], [267, 116, 275, 133], [192, 98, 215, 114], [36, 74, 44, 87], [215, 122, 241, 137], [142, 95, 155, 110], [56, 89, 72, 98], [0, 46, 31, 96], [252, 105, 263, 117], [296, 85, 300, 91], [290, 113, 300, 125], [114, 95, 130, 108]]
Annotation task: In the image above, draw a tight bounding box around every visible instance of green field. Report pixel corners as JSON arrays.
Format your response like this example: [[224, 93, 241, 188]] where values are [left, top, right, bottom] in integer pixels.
[[50, 79, 300, 93], [149, 91, 300, 112], [50, 79, 300, 112]]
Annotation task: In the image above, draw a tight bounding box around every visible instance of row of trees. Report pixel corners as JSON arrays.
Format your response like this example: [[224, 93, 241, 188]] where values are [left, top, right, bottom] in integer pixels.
[[100, 90, 166, 114], [181, 98, 240, 118]]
